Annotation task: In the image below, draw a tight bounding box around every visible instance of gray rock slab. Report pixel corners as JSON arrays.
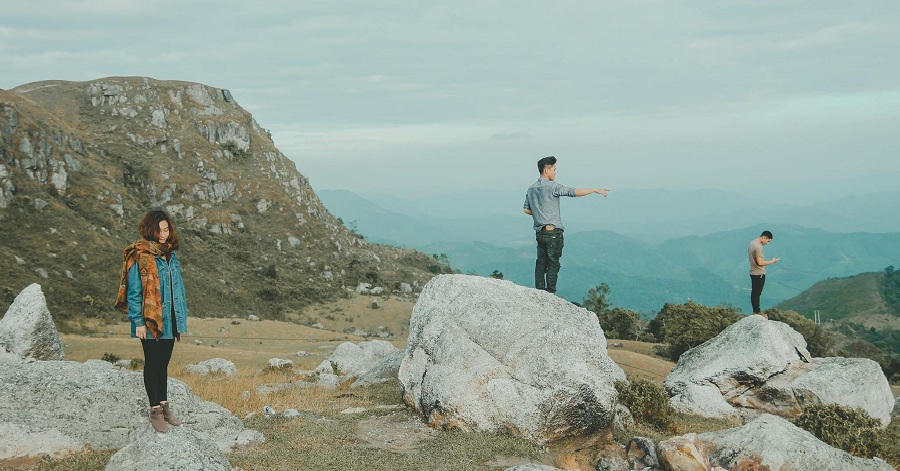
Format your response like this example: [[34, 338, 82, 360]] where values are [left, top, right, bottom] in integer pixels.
[[700, 414, 894, 471], [0, 283, 64, 360], [105, 426, 231, 471], [351, 350, 404, 388], [399, 274, 625, 445], [326, 339, 398, 377], [0, 355, 261, 462], [183, 358, 238, 377], [665, 315, 893, 425]]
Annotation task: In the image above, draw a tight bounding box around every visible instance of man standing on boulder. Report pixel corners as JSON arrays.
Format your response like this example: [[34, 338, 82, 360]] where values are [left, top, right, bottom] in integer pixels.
[[748, 230, 780, 318], [524, 156, 609, 294]]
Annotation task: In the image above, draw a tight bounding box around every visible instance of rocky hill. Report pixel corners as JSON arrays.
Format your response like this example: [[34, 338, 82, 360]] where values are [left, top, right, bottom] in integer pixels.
[[0, 77, 444, 326]]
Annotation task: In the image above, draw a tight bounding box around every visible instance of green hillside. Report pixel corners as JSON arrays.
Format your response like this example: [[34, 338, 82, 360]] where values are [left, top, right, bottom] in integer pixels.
[[775, 270, 897, 323], [776, 268, 900, 363]]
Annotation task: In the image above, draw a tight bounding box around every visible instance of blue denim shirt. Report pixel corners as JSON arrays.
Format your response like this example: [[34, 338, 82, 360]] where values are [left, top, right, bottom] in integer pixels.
[[524, 178, 577, 232], [126, 252, 188, 339]]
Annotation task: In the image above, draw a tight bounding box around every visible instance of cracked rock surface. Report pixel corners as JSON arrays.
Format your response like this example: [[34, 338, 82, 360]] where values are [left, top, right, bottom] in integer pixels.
[[665, 315, 893, 425], [398, 274, 625, 445]]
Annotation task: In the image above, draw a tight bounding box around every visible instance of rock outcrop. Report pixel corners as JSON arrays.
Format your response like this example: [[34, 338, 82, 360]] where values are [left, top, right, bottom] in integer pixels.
[[0, 283, 63, 360], [399, 274, 625, 445], [664, 315, 894, 425], [700, 414, 894, 471], [0, 78, 438, 323], [0, 354, 262, 463], [328, 339, 398, 377], [302, 340, 401, 389], [105, 426, 233, 471], [183, 358, 238, 377]]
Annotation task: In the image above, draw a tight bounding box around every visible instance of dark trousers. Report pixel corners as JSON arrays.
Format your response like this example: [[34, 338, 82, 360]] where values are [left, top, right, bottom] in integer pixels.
[[750, 274, 766, 313], [141, 338, 175, 407], [535, 229, 564, 293]]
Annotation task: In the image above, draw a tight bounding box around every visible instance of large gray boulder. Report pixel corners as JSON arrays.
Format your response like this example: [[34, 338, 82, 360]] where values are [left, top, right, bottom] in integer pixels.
[[700, 414, 894, 471], [306, 340, 402, 388], [328, 339, 398, 377], [399, 275, 625, 445], [105, 426, 232, 471], [0, 354, 262, 463], [183, 358, 238, 377], [0, 283, 64, 360], [665, 315, 894, 425], [351, 350, 404, 388]]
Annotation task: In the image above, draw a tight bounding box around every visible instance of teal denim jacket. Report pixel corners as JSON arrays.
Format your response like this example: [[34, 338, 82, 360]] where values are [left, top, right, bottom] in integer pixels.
[[126, 252, 189, 339]]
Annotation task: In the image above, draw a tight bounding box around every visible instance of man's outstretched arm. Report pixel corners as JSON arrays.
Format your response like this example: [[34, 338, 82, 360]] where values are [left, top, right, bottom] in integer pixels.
[[575, 188, 609, 197]]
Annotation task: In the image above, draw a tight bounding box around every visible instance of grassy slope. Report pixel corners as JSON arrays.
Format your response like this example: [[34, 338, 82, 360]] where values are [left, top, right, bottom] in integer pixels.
[[775, 272, 890, 323]]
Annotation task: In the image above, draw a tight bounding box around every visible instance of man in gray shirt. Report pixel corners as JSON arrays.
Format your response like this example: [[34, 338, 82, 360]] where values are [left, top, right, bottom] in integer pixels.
[[523, 156, 609, 293], [748, 230, 780, 318]]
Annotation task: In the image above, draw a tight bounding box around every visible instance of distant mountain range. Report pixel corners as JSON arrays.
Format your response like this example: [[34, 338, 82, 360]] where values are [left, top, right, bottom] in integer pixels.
[[319, 189, 900, 313], [320, 187, 900, 245]]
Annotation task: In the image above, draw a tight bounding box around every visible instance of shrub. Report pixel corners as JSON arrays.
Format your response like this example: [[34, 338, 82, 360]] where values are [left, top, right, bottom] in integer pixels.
[[598, 307, 643, 340], [130, 358, 145, 370], [649, 301, 741, 361], [614, 378, 674, 431], [101, 352, 121, 364], [793, 403, 882, 458]]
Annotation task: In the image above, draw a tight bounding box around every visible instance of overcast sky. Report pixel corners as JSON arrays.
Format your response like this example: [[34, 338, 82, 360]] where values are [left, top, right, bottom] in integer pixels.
[[2, 1, 898, 203]]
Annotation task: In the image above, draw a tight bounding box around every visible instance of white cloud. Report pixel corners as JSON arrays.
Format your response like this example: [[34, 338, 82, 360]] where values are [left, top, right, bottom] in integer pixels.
[[1, 1, 898, 198]]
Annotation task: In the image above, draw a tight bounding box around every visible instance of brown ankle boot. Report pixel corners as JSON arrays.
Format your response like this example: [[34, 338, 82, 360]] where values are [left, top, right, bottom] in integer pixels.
[[149, 406, 168, 433], [160, 401, 181, 426]]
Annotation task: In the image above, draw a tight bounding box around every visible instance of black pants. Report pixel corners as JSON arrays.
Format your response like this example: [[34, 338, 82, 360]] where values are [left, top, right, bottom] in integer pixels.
[[750, 274, 766, 314], [141, 338, 175, 407], [535, 229, 564, 293]]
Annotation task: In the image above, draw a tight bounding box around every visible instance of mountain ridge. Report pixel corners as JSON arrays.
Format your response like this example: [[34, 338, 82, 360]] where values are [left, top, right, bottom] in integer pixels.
[[0, 77, 441, 324]]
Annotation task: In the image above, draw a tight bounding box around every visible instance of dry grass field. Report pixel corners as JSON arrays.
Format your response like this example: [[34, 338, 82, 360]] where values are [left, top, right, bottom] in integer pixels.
[[5, 294, 895, 470]]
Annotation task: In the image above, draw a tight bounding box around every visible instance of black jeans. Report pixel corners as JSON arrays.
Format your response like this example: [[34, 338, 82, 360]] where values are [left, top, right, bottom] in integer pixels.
[[141, 338, 175, 407], [750, 274, 766, 314], [535, 229, 564, 293]]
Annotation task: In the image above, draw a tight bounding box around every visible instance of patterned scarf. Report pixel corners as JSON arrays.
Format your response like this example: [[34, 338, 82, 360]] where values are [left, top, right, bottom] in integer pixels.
[[114, 240, 168, 341]]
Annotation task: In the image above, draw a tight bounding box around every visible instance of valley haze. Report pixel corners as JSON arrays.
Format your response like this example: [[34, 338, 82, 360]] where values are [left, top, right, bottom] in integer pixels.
[[319, 188, 900, 314]]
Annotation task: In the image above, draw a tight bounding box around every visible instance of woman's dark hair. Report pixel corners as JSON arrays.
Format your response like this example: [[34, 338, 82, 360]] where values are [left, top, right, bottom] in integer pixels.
[[138, 210, 180, 250]]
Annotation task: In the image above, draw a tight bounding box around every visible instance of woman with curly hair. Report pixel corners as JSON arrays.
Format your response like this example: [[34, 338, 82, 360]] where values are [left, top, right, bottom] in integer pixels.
[[115, 210, 188, 433]]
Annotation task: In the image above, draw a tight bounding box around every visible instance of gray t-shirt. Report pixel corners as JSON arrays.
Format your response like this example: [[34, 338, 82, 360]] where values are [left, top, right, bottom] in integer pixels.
[[748, 239, 765, 275], [524, 178, 576, 232]]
